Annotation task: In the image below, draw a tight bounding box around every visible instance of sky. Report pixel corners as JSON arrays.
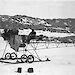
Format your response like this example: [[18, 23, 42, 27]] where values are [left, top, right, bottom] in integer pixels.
[[0, 0, 75, 19]]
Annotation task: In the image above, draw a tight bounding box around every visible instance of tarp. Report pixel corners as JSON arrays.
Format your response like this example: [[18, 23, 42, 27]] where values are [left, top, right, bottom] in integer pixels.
[[1, 29, 23, 51], [8, 35, 22, 52]]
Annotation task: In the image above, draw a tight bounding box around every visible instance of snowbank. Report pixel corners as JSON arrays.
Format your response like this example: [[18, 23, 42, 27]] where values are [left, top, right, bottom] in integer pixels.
[[18, 29, 75, 37]]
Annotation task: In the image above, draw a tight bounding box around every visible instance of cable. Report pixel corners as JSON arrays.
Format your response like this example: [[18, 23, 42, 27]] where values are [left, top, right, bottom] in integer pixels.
[[2, 41, 8, 58]]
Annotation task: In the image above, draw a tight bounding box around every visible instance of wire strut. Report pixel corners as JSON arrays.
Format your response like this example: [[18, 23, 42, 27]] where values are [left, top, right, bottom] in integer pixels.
[[2, 41, 8, 58]]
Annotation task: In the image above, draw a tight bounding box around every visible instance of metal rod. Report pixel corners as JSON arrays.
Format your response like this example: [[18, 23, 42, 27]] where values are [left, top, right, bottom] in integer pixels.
[[2, 41, 8, 58], [26, 49, 41, 60]]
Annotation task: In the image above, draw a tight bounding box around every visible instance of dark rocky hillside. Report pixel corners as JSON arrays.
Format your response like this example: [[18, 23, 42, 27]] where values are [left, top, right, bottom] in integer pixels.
[[0, 15, 75, 43], [0, 15, 75, 33]]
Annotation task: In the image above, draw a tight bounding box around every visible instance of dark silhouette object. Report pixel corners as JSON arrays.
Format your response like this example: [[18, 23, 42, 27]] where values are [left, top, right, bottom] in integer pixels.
[[27, 55, 34, 63], [5, 53, 11, 59], [1, 29, 22, 52], [2, 28, 19, 41], [2, 28, 10, 40], [37, 35, 43, 41], [46, 58, 51, 61], [27, 29, 36, 44], [21, 35, 27, 44], [21, 54, 27, 63], [27, 68, 34, 73], [17, 67, 22, 73], [10, 52, 17, 60]]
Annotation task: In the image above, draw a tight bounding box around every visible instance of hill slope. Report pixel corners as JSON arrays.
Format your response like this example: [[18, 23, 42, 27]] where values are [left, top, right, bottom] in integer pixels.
[[0, 15, 75, 33]]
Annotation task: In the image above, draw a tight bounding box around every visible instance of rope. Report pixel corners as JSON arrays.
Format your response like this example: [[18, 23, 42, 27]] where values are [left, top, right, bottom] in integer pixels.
[[29, 41, 41, 60], [2, 41, 8, 58], [26, 49, 41, 60]]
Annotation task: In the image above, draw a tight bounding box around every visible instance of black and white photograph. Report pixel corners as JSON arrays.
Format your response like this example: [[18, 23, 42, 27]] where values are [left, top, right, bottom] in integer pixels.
[[0, 0, 75, 75]]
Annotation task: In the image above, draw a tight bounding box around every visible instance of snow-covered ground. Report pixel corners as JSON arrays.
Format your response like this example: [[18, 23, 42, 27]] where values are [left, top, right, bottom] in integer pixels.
[[19, 29, 75, 37], [0, 46, 75, 75], [0, 56, 75, 75], [0, 30, 75, 75], [0, 36, 75, 75]]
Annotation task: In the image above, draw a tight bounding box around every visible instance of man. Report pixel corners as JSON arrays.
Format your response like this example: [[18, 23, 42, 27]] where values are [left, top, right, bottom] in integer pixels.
[[27, 29, 36, 44]]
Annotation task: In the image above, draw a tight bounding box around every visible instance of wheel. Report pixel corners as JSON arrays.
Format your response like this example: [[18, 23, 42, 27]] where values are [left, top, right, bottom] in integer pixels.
[[10, 52, 17, 60], [27, 55, 34, 63], [21, 54, 27, 63], [5, 53, 11, 59]]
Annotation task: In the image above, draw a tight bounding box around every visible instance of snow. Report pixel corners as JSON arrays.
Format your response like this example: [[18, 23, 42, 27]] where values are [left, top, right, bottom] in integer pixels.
[[0, 49, 75, 75], [0, 61, 75, 75], [18, 29, 75, 37], [0, 31, 75, 75]]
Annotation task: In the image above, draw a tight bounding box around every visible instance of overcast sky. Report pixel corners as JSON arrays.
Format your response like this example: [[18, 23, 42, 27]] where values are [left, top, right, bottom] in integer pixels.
[[0, 0, 75, 19]]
